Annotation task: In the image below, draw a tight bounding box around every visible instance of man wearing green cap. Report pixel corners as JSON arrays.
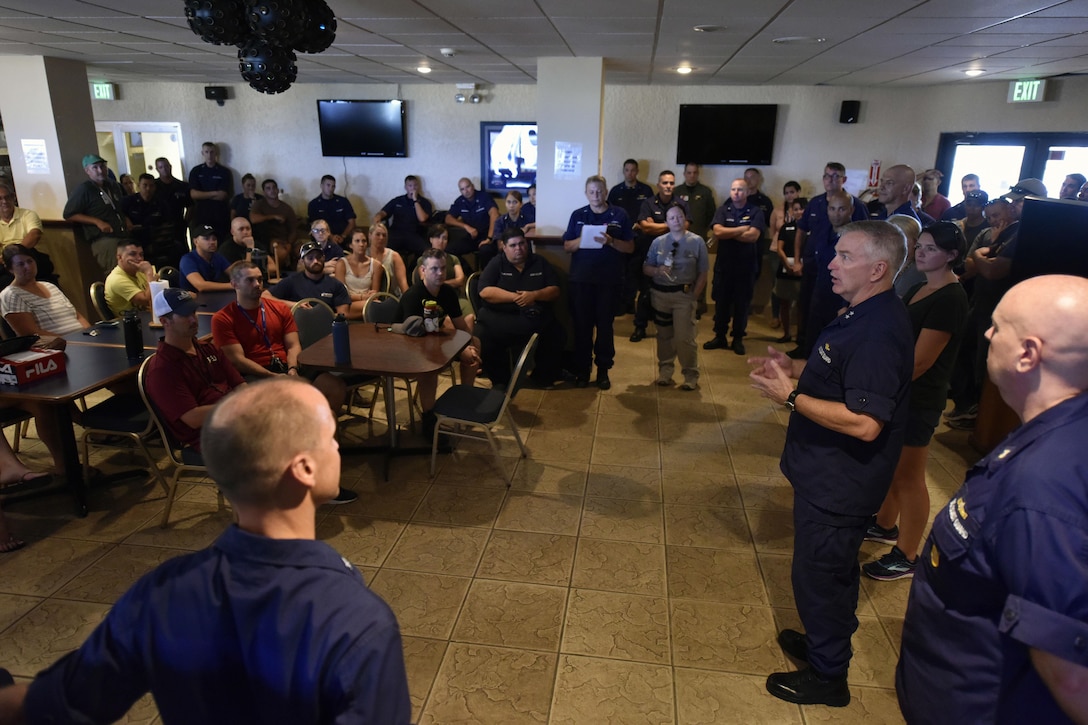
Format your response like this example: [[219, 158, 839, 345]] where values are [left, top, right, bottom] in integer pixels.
[[62, 154, 129, 273]]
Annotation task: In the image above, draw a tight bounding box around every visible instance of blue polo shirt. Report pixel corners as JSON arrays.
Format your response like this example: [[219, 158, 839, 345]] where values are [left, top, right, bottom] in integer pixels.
[[179, 250, 230, 291], [269, 272, 351, 309], [797, 193, 868, 260], [307, 193, 357, 236], [897, 392, 1088, 725], [493, 207, 535, 241], [562, 204, 633, 283], [781, 288, 913, 515], [607, 180, 654, 223], [379, 193, 433, 242], [448, 192, 497, 241], [187, 163, 232, 228], [636, 195, 691, 241], [23, 525, 411, 724], [710, 201, 766, 261]]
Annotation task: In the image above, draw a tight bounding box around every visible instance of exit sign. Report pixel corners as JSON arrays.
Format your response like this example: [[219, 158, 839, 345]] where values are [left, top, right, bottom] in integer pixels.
[[91, 82, 115, 101], [1007, 79, 1046, 103]]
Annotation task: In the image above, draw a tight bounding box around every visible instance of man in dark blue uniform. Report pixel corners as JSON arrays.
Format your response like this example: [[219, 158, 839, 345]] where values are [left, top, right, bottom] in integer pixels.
[[750, 221, 913, 707], [874, 164, 920, 221], [187, 141, 233, 242], [307, 175, 357, 244], [0, 378, 410, 724], [607, 158, 654, 224], [704, 178, 766, 355], [375, 174, 434, 260], [630, 170, 689, 342], [445, 177, 498, 260], [897, 274, 1088, 725], [154, 157, 193, 252]]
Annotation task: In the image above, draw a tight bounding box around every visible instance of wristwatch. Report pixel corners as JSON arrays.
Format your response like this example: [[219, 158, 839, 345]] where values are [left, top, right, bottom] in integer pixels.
[[784, 390, 800, 412]]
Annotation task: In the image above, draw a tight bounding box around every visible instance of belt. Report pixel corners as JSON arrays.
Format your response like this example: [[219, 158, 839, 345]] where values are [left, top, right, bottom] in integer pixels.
[[651, 282, 690, 293]]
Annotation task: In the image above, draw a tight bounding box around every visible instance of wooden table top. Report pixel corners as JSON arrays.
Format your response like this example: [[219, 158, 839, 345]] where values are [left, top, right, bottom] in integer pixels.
[[298, 324, 470, 377], [64, 312, 212, 350]]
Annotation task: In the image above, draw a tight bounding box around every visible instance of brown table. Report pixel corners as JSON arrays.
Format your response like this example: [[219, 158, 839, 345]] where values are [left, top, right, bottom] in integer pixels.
[[0, 345, 146, 515], [298, 325, 470, 474]]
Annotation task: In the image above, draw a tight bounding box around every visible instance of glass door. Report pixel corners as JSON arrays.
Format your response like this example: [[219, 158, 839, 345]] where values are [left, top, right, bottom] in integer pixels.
[[95, 121, 186, 178], [936, 132, 1088, 201], [946, 144, 1025, 205]]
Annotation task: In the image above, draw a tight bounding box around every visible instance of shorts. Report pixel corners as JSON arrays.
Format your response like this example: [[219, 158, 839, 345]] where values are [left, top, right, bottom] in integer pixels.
[[904, 406, 942, 447]]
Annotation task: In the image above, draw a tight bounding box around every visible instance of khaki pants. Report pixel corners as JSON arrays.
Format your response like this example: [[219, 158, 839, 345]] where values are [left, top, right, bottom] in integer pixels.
[[651, 288, 698, 383]]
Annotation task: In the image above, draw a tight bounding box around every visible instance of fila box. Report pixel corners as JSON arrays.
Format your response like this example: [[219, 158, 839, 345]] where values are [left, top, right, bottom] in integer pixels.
[[0, 349, 66, 386]]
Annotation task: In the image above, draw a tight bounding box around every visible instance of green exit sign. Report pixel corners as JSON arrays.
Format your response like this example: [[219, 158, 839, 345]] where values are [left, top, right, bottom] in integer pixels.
[[91, 82, 115, 101], [1007, 79, 1046, 103]]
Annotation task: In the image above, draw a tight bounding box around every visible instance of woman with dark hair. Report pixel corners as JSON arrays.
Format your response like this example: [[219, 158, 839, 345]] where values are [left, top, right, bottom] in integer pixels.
[[230, 173, 262, 220], [335, 228, 383, 318], [770, 195, 807, 342], [864, 221, 969, 581], [768, 180, 802, 242], [0, 244, 90, 337]]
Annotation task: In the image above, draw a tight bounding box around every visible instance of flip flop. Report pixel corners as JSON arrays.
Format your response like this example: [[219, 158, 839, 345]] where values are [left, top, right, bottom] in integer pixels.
[[0, 536, 26, 554], [0, 471, 52, 489]]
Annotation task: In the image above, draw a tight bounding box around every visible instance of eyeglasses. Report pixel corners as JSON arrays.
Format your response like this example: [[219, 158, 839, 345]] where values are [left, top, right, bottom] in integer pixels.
[[311, 228, 328, 234], [822, 173, 844, 180]]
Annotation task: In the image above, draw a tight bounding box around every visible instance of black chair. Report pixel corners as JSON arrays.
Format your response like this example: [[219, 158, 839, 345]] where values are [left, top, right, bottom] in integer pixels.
[[361, 292, 400, 324], [158, 266, 180, 289], [89, 281, 115, 321], [80, 393, 167, 493], [466, 272, 482, 315], [430, 333, 537, 486]]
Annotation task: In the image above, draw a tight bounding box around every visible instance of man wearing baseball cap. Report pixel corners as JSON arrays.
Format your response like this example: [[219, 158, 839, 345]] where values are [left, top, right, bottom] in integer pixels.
[[180, 224, 233, 293], [266, 240, 351, 316], [62, 154, 128, 273]]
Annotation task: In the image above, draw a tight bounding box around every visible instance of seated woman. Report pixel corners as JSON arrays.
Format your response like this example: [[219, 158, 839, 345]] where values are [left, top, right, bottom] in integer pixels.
[[412, 224, 466, 290], [334, 229, 384, 319], [1, 244, 90, 337], [367, 222, 409, 296]]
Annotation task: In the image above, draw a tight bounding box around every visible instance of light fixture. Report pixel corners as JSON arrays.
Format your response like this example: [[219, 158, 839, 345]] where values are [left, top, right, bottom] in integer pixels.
[[455, 82, 481, 104], [454, 93, 465, 103], [470, 93, 481, 103], [417, 65, 431, 74], [676, 66, 693, 75], [772, 36, 826, 45], [693, 24, 724, 33], [964, 69, 985, 77]]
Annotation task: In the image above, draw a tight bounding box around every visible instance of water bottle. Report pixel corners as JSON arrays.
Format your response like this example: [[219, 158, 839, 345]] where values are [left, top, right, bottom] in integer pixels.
[[332, 313, 351, 365], [122, 309, 143, 360], [423, 299, 439, 333]]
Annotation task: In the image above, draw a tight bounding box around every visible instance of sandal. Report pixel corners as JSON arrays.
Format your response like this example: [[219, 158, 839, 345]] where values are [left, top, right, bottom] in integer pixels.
[[0, 536, 26, 554], [0, 470, 52, 489]]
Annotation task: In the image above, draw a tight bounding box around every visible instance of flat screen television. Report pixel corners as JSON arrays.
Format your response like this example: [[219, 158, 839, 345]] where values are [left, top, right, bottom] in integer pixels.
[[316, 99, 407, 157], [676, 104, 778, 165], [481, 121, 537, 193]]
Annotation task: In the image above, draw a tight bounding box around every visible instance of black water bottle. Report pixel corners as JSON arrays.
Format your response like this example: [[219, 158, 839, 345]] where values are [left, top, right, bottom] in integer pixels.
[[122, 309, 143, 359], [332, 313, 350, 365]]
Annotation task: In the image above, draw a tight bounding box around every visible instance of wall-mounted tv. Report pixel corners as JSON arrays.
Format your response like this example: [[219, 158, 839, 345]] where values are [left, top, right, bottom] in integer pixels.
[[676, 104, 778, 166], [316, 99, 407, 157], [481, 121, 537, 193]]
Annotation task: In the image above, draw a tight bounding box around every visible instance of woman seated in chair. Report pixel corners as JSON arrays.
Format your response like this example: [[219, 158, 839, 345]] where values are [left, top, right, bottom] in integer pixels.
[[367, 222, 409, 297], [412, 224, 466, 291], [1, 244, 91, 338], [334, 228, 383, 319]]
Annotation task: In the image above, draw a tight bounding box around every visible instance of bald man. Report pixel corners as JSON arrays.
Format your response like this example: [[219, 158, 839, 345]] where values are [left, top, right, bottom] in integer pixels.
[[876, 164, 920, 221], [0, 378, 410, 724], [897, 275, 1088, 724]]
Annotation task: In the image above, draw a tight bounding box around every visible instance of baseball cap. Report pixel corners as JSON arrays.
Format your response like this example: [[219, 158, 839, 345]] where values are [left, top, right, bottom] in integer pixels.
[[964, 190, 989, 205], [153, 288, 199, 318], [1002, 178, 1047, 202], [299, 240, 325, 259], [190, 223, 217, 239], [82, 154, 106, 167]]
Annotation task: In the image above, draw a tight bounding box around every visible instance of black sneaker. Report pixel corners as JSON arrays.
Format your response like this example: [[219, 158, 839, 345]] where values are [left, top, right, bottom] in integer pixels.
[[596, 370, 611, 391], [777, 628, 808, 663], [731, 338, 746, 356], [629, 327, 646, 342], [864, 517, 899, 545], [766, 668, 850, 707], [943, 404, 978, 422], [946, 417, 976, 431], [863, 546, 918, 581], [703, 336, 727, 350], [326, 488, 358, 505]]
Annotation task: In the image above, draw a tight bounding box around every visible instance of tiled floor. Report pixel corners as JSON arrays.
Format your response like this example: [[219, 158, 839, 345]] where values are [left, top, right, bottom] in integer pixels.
[[0, 311, 980, 724]]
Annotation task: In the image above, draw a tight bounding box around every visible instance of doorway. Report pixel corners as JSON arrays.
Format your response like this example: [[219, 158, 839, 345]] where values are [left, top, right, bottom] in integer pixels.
[[935, 132, 1088, 203], [94, 121, 186, 180]]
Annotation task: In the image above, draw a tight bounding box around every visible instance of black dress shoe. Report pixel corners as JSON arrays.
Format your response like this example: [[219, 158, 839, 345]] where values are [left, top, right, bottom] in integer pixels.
[[777, 629, 808, 663], [776, 335, 792, 344], [766, 668, 850, 707], [596, 371, 611, 390], [731, 339, 746, 356], [326, 488, 359, 505], [575, 376, 589, 388], [702, 336, 727, 350], [629, 328, 646, 342]]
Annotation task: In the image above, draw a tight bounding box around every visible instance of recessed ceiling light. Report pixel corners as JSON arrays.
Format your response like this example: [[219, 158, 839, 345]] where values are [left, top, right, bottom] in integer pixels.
[[772, 36, 826, 45], [964, 69, 985, 77], [676, 66, 693, 74], [693, 24, 724, 33], [417, 66, 432, 74]]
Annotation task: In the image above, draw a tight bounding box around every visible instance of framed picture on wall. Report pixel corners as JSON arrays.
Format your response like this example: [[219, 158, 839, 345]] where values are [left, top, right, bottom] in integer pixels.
[[480, 121, 537, 193]]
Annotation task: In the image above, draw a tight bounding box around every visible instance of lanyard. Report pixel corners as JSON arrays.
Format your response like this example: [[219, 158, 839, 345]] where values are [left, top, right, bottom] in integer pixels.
[[238, 303, 275, 351]]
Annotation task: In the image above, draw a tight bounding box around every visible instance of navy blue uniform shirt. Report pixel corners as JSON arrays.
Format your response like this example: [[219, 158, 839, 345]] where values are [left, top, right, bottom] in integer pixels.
[[479, 252, 559, 316], [307, 194, 357, 237], [270, 272, 351, 309], [607, 180, 653, 223], [24, 525, 410, 724], [563, 204, 633, 284], [782, 289, 913, 515], [380, 193, 433, 240], [797, 193, 868, 261], [897, 392, 1088, 725], [448, 192, 497, 241], [711, 201, 766, 260]]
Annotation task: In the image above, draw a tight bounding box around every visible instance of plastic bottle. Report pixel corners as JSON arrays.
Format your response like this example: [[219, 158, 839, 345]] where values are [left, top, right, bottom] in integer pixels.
[[122, 309, 143, 360], [332, 313, 351, 364], [423, 299, 439, 333]]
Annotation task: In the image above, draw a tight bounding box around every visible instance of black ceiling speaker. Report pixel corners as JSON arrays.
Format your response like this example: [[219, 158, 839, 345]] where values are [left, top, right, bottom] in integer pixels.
[[246, 0, 306, 47], [839, 100, 861, 124], [294, 0, 337, 53], [184, 0, 248, 46], [238, 37, 297, 94]]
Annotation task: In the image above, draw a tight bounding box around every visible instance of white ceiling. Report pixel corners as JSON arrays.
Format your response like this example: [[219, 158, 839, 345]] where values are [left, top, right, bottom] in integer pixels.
[[0, 0, 1086, 87]]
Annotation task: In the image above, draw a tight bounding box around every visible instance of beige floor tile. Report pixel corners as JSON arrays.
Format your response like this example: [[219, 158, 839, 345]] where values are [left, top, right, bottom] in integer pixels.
[[748, 508, 795, 554], [667, 546, 768, 605], [537, 388, 600, 413], [0, 537, 114, 597], [52, 544, 186, 605], [562, 588, 670, 664], [592, 436, 662, 469], [882, 616, 905, 656], [112, 693, 161, 724], [586, 466, 662, 504], [594, 412, 659, 441], [660, 441, 732, 473], [736, 474, 793, 511], [802, 685, 906, 724], [661, 470, 742, 508], [571, 539, 666, 596], [451, 579, 566, 651], [859, 576, 913, 619], [598, 393, 658, 417], [659, 419, 726, 445], [124, 503, 233, 550], [495, 492, 583, 536], [664, 504, 752, 550], [0, 599, 111, 677], [332, 480, 430, 520], [849, 615, 899, 688], [524, 430, 594, 463], [671, 600, 784, 675], [401, 636, 448, 722], [757, 553, 797, 609], [674, 668, 803, 724], [411, 484, 506, 527], [509, 460, 588, 496], [435, 448, 522, 487], [0, 592, 41, 634], [367, 569, 471, 639], [580, 497, 664, 544], [384, 523, 489, 576], [316, 515, 407, 568], [420, 643, 557, 724], [475, 530, 576, 586], [550, 654, 674, 725]]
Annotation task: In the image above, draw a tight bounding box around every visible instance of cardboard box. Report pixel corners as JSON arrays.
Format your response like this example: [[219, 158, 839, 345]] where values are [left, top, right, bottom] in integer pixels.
[[0, 349, 67, 386]]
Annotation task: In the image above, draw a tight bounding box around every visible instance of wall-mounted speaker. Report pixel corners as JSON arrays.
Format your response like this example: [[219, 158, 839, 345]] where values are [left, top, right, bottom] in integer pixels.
[[839, 100, 860, 124], [204, 86, 228, 101]]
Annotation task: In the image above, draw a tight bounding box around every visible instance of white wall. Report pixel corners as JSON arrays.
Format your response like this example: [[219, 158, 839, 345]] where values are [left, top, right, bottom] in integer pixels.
[[92, 76, 1088, 227]]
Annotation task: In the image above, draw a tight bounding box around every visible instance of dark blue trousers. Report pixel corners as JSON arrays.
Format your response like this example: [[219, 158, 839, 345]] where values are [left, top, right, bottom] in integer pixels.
[[568, 281, 620, 377]]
